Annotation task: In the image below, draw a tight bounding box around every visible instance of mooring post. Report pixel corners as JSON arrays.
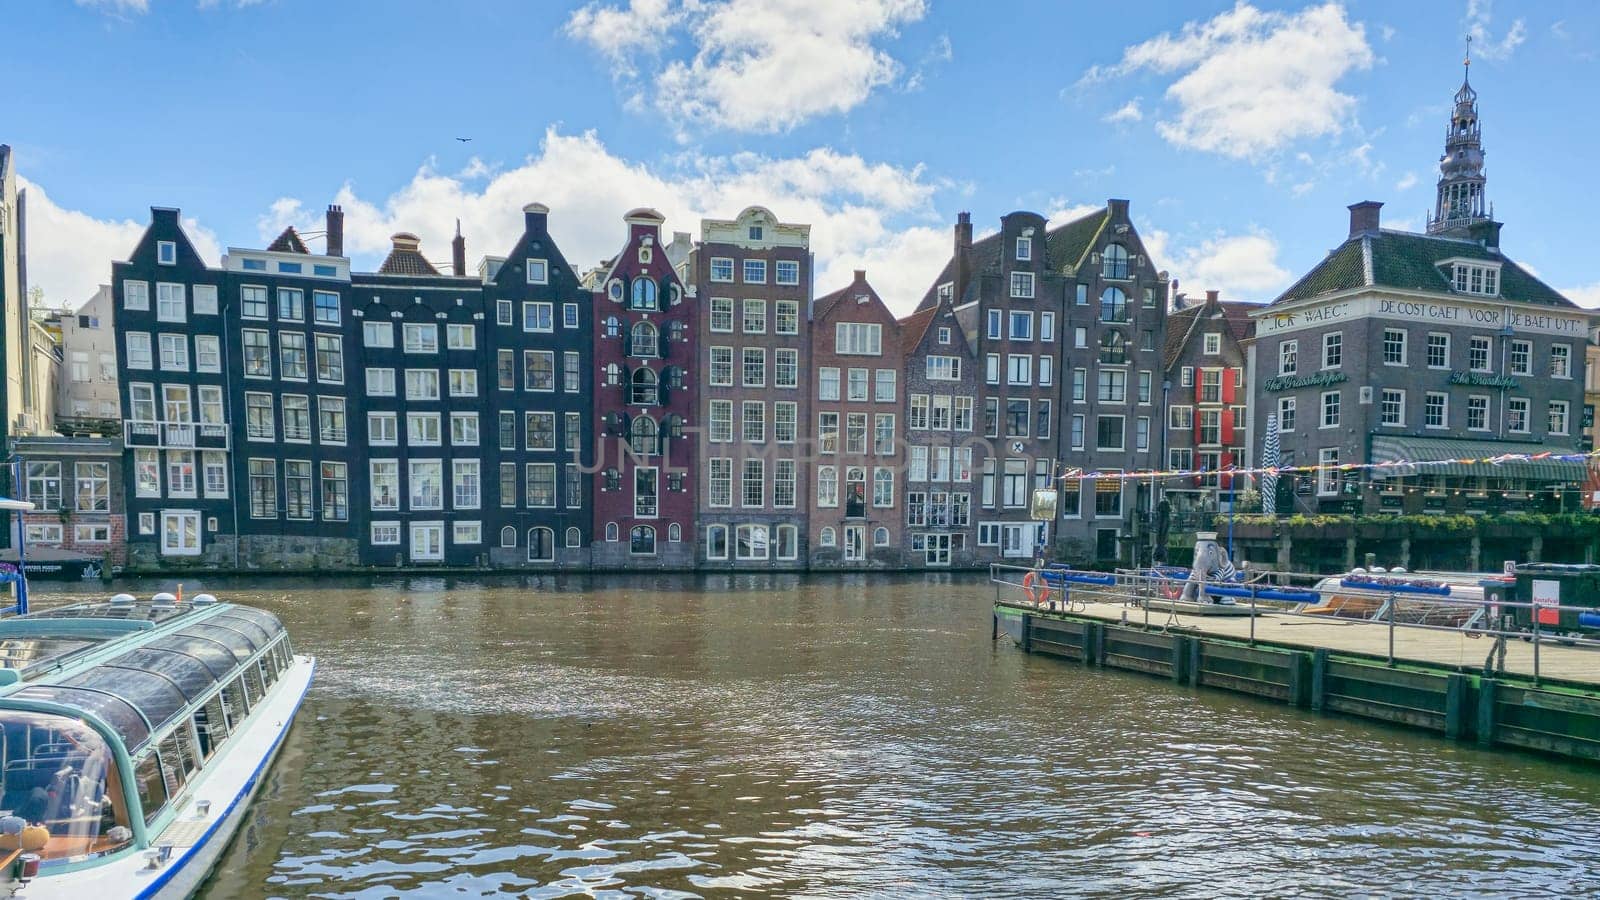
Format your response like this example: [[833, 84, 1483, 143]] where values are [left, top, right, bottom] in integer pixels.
[[1249, 592, 1257, 646], [1476, 677, 1497, 746], [1386, 591, 1396, 667], [1531, 609, 1541, 687]]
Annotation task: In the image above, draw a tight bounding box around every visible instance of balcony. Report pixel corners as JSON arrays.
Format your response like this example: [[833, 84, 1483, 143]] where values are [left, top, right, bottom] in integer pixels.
[[125, 419, 230, 450]]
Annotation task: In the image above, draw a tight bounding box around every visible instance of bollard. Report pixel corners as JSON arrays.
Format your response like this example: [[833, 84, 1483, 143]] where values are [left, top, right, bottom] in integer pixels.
[[1387, 591, 1396, 667]]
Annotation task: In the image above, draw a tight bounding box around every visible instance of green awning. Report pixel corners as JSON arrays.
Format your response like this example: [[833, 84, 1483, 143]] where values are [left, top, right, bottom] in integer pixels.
[[1369, 435, 1590, 482]]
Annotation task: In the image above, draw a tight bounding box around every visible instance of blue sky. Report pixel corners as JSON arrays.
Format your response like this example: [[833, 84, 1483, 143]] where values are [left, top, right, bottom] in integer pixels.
[[10, 0, 1598, 313]]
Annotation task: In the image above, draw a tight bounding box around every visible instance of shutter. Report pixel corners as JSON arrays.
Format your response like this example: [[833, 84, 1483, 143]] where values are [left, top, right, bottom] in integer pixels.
[[1193, 413, 1203, 446], [1194, 376, 1204, 404], [658, 325, 671, 362], [659, 275, 675, 307], [657, 368, 672, 405], [1221, 408, 1235, 445], [1220, 450, 1234, 491], [622, 325, 632, 357], [1222, 368, 1236, 403]]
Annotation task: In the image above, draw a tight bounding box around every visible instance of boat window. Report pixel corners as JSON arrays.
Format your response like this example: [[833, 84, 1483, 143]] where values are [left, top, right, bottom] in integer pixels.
[[180, 624, 259, 663], [63, 667, 188, 733], [221, 678, 250, 728], [161, 722, 200, 781], [194, 695, 228, 758], [275, 640, 293, 672], [260, 645, 281, 687], [155, 734, 186, 800], [107, 648, 218, 701], [132, 751, 168, 824], [242, 663, 266, 706], [0, 710, 133, 864], [212, 614, 272, 649], [148, 633, 237, 679], [10, 686, 150, 749]]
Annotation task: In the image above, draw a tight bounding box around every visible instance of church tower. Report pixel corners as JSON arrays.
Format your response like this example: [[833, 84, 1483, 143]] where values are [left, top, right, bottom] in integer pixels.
[[1428, 41, 1491, 236]]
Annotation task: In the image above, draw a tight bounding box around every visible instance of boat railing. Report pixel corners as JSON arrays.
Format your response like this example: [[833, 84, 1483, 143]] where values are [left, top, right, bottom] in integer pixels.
[[989, 562, 1600, 686]]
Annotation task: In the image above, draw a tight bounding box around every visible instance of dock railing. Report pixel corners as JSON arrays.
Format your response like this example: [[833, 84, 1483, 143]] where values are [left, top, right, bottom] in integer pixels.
[[989, 563, 1600, 686]]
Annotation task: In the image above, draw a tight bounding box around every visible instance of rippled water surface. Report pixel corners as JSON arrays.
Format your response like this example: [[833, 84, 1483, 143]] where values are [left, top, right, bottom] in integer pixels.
[[38, 574, 1600, 898]]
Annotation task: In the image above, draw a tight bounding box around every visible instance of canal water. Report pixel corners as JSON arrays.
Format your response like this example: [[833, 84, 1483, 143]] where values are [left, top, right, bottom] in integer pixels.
[[34, 575, 1600, 898]]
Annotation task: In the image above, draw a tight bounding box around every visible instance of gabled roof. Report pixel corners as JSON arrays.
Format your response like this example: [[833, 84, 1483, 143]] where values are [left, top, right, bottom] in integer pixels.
[[1273, 229, 1573, 308], [266, 227, 309, 254], [376, 233, 439, 276], [916, 207, 1109, 310], [1163, 305, 1202, 370], [1219, 301, 1261, 342], [1164, 297, 1265, 370], [897, 307, 939, 356]]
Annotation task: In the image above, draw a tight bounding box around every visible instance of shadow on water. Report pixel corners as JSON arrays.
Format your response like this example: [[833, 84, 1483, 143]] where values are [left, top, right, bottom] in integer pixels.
[[31, 573, 1600, 899]]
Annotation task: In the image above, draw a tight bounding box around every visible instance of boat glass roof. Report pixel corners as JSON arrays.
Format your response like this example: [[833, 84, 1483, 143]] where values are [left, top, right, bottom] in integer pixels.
[[8, 685, 151, 749], [27, 603, 192, 623], [0, 637, 100, 674], [178, 623, 260, 662], [105, 647, 219, 702], [146, 634, 238, 679], [62, 666, 189, 733]]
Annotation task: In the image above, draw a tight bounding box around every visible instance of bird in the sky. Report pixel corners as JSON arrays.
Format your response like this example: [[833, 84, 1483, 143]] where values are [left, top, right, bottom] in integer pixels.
[[456, 137, 472, 142]]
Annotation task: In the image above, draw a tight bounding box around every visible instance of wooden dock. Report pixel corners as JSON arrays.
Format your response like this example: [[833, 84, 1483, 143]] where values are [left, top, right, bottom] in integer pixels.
[[996, 599, 1600, 764]]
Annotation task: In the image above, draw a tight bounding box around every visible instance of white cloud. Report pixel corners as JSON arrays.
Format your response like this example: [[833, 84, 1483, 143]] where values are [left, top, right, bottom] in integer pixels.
[[1396, 171, 1418, 191], [1561, 282, 1600, 308], [18, 178, 222, 307], [74, 0, 148, 12], [1466, 0, 1527, 61], [1046, 202, 1103, 229], [1146, 228, 1291, 299], [1082, 2, 1373, 161], [258, 127, 948, 314], [567, 0, 928, 134], [1103, 98, 1143, 124]]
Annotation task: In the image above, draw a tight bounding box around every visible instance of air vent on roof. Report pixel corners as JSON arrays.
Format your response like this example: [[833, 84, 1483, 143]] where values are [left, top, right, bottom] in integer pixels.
[[109, 594, 136, 608], [151, 592, 177, 608], [192, 594, 218, 606]]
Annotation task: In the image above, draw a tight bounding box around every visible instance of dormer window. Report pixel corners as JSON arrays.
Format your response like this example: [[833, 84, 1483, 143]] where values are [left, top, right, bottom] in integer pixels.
[[937, 283, 953, 301], [1451, 262, 1500, 297], [526, 258, 548, 285], [607, 279, 625, 303], [1016, 236, 1032, 262], [631, 277, 657, 310], [749, 225, 763, 241], [157, 241, 177, 265]]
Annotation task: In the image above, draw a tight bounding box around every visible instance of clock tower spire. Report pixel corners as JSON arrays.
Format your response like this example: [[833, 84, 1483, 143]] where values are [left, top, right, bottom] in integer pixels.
[[1428, 36, 1491, 237]]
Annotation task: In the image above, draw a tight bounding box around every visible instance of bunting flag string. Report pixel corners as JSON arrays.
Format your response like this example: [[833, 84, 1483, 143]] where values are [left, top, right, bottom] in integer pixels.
[[1055, 447, 1600, 484]]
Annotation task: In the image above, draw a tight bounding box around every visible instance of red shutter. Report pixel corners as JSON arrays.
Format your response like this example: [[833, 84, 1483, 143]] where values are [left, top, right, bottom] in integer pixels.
[[1221, 408, 1235, 445], [1222, 368, 1237, 403], [1220, 450, 1234, 490], [1194, 377, 1204, 404], [1193, 413, 1203, 447]]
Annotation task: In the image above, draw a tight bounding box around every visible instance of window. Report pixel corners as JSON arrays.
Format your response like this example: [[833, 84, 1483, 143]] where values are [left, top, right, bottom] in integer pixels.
[[776, 524, 798, 560], [526, 257, 549, 284], [633, 467, 658, 517], [1451, 262, 1500, 296], [240, 284, 268, 318], [366, 367, 396, 396], [1317, 448, 1340, 496], [874, 413, 894, 455], [1467, 395, 1489, 431], [405, 368, 441, 401], [953, 396, 973, 431], [406, 412, 440, 446], [773, 401, 798, 443], [371, 522, 400, 545], [1279, 340, 1298, 375], [279, 332, 308, 380], [444, 323, 475, 350], [363, 321, 394, 348], [1382, 329, 1407, 365], [1549, 400, 1570, 436], [1137, 371, 1152, 405], [875, 369, 896, 402], [630, 415, 659, 456], [1016, 235, 1032, 261], [773, 299, 801, 336], [371, 461, 399, 511], [565, 412, 582, 452], [1507, 398, 1531, 434], [817, 466, 838, 506], [525, 351, 555, 391], [775, 348, 799, 388], [124, 279, 150, 310], [873, 468, 894, 507], [1427, 333, 1449, 369], [126, 332, 153, 369], [161, 511, 201, 556], [1005, 271, 1035, 299], [1099, 331, 1127, 364], [836, 323, 882, 355], [524, 302, 554, 332], [708, 458, 733, 507], [1100, 287, 1127, 323], [1550, 344, 1572, 379], [1102, 243, 1129, 279], [987, 309, 1002, 340], [447, 368, 478, 398], [525, 411, 556, 450], [282, 460, 313, 520], [630, 278, 657, 311], [774, 459, 797, 508], [742, 459, 764, 508], [776, 260, 800, 286], [370, 412, 398, 445], [1509, 340, 1532, 376], [319, 396, 347, 443], [846, 413, 868, 454], [1096, 415, 1125, 451], [563, 303, 580, 329], [710, 258, 734, 282], [1135, 416, 1151, 452], [158, 334, 189, 371], [277, 288, 304, 321], [453, 521, 482, 546], [248, 459, 277, 517], [453, 460, 481, 509], [1203, 332, 1221, 355], [403, 323, 438, 353], [742, 298, 766, 333], [409, 460, 444, 510], [706, 524, 729, 559], [245, 393, 274, 440], [25, 462, 62, 511], [1380, 389, 1405, 426], [706, 297, 736, 334], [1098, 369, 1127, 403], [709, 347, 734, 386], [1006, 399, 1029, 438], [743, 401, 766, 443], [1322, 332, 1342, 369], [743, 348, 766, 387], [1007, 355, 1031, 386], [24, 522, 62, 544], [1424, 392, 1448, 429], [450, 412, 479, 446], [709, 400, 734, 443], [314, 334, 343, 383], [819, 527, 836, 547], [1037, 400, 1053, 439], [497, 300, 514, 325], [1278, 397, 1296, 432], [1009, 311, 1033, 341], [156, 282, 185, 322], [1321, 391, 1341, 428], [1470, 336, 1492, 372], [743, 259, 767, 283]]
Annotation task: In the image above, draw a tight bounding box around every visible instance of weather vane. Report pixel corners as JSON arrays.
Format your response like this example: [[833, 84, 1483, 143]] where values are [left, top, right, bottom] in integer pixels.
[[1465, 33, 1472, 69]]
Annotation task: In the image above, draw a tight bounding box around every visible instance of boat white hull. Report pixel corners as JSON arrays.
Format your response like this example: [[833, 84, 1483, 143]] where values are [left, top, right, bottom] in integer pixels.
[[17, 654, 315, 900]]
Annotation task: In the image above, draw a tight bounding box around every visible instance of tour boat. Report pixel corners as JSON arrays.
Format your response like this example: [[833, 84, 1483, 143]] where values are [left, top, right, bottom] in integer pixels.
[[0, 594, 313, 898]]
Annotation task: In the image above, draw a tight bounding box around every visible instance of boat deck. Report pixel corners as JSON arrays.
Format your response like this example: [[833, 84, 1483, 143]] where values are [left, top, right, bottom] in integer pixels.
[[1020, 599, 1600, 687]]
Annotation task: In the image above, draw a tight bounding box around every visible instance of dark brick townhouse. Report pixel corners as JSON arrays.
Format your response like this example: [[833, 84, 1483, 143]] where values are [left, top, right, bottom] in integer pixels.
[[15, 435, 126, 571], [589, 209, 698, 568], [809, 270, 903, 567], [898, 297, 986, 567], [1162, 290, 1260, 521], [918, 201, 1169, 564], [681, 206, 811, 568]]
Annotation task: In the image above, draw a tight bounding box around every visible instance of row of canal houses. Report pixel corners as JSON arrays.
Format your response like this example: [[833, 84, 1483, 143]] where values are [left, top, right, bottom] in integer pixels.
[[110, 199, 1169, 571]]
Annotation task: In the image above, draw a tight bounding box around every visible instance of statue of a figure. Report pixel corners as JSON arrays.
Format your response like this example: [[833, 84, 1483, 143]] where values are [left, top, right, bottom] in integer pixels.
[[1181, 531, 1237, 604]]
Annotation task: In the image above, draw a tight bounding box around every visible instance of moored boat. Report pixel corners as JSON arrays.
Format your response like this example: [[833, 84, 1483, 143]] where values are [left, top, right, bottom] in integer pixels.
[[0, 594, 313, 898]]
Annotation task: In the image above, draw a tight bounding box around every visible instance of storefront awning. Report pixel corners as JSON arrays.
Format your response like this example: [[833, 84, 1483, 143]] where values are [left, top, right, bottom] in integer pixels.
[[1369, 435, 1591, 482]]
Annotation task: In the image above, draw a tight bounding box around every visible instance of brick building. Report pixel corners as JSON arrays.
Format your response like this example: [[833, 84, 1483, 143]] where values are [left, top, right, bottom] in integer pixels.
[[1162, 290, 1259, 521], [590, 209, 698, 567], [898, 298, 985, 567], [685, 206, 811, 567], [809, 270, 902, 567], [15, 435, 125, 570]]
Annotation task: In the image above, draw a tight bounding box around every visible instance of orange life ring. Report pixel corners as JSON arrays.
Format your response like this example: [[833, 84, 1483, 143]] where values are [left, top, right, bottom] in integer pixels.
[[1023, 570, 1044, 605]]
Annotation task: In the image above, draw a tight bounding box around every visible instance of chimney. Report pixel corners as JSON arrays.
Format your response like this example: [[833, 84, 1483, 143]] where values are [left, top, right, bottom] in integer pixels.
[[953, 211, 973, 302], [1348, 201, 1383, 238], [451, 219, 466, 277], [853, 269, 867, 283], [1108, 198, 1130, 221], [325, 205, 344, 257], [1468, 219, 1502, 252], [524, 202, 549, 233], [1205, 289, 1219, 306]]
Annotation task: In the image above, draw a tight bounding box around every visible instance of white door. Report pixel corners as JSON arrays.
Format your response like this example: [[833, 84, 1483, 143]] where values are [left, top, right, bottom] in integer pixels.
[[160, 511, 201, 556], [844, 526, 865, 561], [926, 533, 951, 566], [1001, 524, 1035, 558], [410, 522, 444, 562]]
